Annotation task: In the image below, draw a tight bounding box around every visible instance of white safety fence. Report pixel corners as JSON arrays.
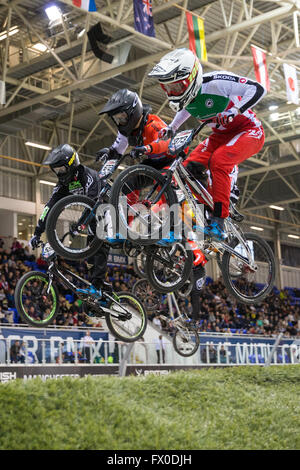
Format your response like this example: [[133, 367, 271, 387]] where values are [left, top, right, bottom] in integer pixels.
[[2, 337, 300, 367]]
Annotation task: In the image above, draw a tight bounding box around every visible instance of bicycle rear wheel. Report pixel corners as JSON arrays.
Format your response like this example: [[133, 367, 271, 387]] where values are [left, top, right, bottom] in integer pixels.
[[46, 194, 103, 260], [221, 232, 276, 304], [173, 328, 200, 357], [14, 271, 59, 327], [132, 279, 162, 311], [133, 252, 147, 279], [145, 243, 193, 293], [105, 292, 147, 342], [176, 271, 194, 299], [109, 164, 177, 245]]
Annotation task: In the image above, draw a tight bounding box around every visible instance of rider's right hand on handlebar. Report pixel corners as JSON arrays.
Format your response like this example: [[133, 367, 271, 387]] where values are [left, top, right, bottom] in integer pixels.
[[29, 235, 40, 249], [95, 147, 111, 163], [130, 145, 151, 159], [158, 126, 175, 140]]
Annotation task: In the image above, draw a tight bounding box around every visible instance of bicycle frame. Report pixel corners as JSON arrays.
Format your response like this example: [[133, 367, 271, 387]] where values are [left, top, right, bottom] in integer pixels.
[[44, 259, 132, 319], [172, 161, 256, 269], [71, 153, 129, 231], [146, 127, 256, 271]]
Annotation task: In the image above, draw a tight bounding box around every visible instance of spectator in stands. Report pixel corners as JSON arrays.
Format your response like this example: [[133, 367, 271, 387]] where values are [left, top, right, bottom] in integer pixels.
[[11, 237, 22, 253], [0, 304, 9, 323], [153, 313, 162, 330], [0, 234, 299, 337], [201, 343, 217, 363], [10, 340, 22, 363], [155, 335, 166, 364], [82, 330, 94, 363]]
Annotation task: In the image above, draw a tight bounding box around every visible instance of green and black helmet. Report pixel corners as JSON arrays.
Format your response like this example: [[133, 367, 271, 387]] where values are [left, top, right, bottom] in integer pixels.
[[44, 144, 80, 185]]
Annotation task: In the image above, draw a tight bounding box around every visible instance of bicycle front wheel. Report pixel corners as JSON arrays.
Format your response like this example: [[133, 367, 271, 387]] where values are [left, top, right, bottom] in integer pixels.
[[46, 194, 103, 260], [221, 232, 276, 304], [14, 271, 59, 327], [105, 292, 147, 342], [173, 328, 200, 357], [109, 164, 177, 245]]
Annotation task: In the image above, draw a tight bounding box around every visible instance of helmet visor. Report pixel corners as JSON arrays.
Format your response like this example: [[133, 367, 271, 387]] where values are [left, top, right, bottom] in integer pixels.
[[112, 111, 129, 126], [160, 79, 190, 97]]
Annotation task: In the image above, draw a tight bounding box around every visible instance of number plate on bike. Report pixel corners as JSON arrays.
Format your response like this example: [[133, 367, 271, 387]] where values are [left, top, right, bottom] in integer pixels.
[[169, 130, 194, 155], [42, 243, 55, 259], [99, 159, 117, 178]]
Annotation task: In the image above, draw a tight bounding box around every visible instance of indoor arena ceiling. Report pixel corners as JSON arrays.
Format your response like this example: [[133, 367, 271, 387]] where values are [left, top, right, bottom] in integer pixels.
[[0, 0, 300, 239]]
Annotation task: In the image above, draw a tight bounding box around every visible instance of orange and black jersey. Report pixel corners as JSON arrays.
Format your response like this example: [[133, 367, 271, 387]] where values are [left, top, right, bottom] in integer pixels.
[[111, 113, 175, 166]]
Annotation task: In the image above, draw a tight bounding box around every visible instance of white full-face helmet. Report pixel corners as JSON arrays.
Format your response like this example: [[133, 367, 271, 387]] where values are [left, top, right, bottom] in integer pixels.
[[148, 48, 203, 112]]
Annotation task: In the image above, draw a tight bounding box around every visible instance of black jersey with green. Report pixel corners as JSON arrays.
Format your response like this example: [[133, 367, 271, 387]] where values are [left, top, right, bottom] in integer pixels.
[[34, 165, 101, 237]]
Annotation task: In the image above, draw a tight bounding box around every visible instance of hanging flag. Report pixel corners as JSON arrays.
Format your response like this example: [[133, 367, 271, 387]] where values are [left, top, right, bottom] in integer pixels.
[[72, 0, 97, 12], [283, 63, 299, 105], [186, 11, 207, 62], [133, 0, 155, 38], [251, 45, 270, 92]]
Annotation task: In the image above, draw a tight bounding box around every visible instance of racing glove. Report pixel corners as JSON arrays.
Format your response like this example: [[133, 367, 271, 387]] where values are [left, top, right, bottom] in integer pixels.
[[29, 235, 40, 249], [130, 145, 152, 159], [158, 126, 175, 140], [213, 107, 239, 127], [96, 147, 121, 162]]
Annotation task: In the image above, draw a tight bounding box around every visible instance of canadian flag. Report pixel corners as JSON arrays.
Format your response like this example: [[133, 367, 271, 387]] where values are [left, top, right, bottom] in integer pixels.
[[251, 45, 270, 92], [283, 63, 299, 105]]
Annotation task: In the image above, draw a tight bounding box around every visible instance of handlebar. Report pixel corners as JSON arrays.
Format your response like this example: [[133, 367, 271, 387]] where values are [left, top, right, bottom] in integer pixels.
[[191, 118, 215, 139]]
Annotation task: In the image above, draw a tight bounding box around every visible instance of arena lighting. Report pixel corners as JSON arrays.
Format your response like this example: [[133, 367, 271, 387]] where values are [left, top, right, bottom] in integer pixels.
[[31, 43, 48, 52], [40, 180, 56, 186], [77, 28, 86, 39], [250, 226, 264, 231], [0, 25, 19, 41], [269, 205, 285, 211], [45, 5, 62, 23], [25, 141, 52, 151], [288, 234, 300, 239], [270, 112, 279, 121]]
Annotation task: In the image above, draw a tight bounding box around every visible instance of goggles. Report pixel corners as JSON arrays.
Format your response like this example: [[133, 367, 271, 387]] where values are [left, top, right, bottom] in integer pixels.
[[160, 79, 190, 97], [112, 111, 129, 126]]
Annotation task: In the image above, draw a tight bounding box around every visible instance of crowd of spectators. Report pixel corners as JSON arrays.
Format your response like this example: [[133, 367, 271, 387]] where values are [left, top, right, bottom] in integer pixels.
[[0, 236, 299, 338]]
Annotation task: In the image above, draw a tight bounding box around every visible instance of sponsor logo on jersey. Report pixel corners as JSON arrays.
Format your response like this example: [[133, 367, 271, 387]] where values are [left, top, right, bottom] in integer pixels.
[[239, 77, 247, 83], [205, 98, 214, 108], [40, 206, 50, 222], [68, 180, 82, 191], [196, 277, 205, 290], [214, 74, 237, 82]]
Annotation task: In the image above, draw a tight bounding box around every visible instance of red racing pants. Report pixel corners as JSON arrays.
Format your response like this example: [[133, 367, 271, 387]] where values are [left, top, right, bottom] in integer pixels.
[[183, 126, 265, 218]]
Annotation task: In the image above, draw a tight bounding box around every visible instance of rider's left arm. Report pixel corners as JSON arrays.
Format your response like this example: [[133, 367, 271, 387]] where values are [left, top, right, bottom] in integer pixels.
[[217, 75, 267, 114]]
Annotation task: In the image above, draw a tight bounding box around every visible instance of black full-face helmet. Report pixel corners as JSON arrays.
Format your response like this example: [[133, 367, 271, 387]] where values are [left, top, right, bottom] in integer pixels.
[[44, 144, 80, 185], [98, 89, 143, 137]]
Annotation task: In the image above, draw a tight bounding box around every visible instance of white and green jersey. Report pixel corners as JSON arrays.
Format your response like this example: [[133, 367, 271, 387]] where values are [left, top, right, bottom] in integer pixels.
[[170, 71, 266, 132]]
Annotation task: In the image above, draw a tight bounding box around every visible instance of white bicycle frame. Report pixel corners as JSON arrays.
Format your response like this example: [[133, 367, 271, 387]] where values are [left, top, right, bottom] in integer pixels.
[[168, 157, 257, 272]]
